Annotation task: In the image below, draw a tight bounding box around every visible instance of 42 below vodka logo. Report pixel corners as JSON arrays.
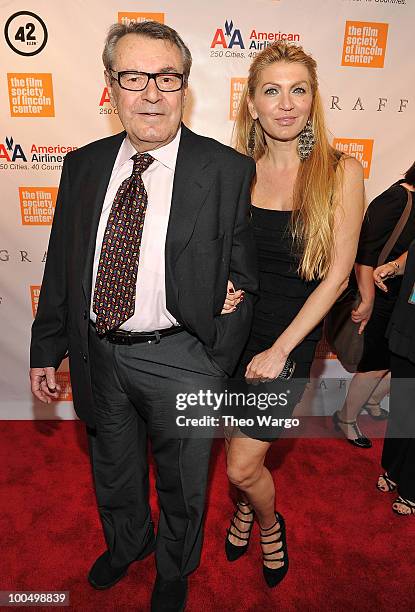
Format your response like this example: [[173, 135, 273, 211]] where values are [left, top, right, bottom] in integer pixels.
[[210, 20, 245, 58]]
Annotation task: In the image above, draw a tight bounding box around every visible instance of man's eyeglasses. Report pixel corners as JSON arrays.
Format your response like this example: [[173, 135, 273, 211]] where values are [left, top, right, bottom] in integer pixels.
[[109, 70, 184, 92]]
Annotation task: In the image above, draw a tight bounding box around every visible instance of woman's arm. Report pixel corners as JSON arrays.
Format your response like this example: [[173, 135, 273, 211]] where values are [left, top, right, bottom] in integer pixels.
[[351, 263, 375, 334], [245, 156, 364, 381], [373, 251, 408, 292]]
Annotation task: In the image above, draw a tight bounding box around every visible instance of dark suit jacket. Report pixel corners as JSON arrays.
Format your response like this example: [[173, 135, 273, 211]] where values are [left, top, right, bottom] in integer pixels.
[[30, 124, 258, 426]]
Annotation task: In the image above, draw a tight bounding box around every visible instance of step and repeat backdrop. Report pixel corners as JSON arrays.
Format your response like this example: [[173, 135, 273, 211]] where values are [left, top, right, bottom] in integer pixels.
[[1, 0, 414, 419]]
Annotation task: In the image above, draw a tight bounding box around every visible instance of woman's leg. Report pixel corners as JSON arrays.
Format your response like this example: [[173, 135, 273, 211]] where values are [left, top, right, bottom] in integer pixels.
[[227, 435, 274, 526], [336, 370, 389, 439], [224, 427, 250, 509], [226, 435, 284, 568], [367, 371, 390, 406]]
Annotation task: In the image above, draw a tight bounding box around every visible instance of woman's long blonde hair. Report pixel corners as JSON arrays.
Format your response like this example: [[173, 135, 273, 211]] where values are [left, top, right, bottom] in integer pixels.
[[234, 42, 343, 281]]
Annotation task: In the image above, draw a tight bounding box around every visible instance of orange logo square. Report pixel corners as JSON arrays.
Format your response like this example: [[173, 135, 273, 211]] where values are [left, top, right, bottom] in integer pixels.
[[30, 285, 41, 317], [19, 187, 58, 225], [332, 138, 374, 179], [8, 73, 55, 117], [56, 372, 73, 402], [315, 337, 337, 360], [229, 78, 247, 121], [341, 21, 388, 68], [118, 12, 164, 25]]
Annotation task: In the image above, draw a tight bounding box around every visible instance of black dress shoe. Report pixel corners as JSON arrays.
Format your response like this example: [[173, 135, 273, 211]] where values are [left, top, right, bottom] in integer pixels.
[[332, 410, 372, 448], [88, 533, 155, 590], [151, 574, 188, 612]]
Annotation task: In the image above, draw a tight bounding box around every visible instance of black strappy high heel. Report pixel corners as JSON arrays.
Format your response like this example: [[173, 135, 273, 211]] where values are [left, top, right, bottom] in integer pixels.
[[225, 501, 254, 562], [260, 512, 289, 588]]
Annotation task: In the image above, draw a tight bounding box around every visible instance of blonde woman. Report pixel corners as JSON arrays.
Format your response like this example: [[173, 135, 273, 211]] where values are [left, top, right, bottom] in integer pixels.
[[224, 42, 364, 587]]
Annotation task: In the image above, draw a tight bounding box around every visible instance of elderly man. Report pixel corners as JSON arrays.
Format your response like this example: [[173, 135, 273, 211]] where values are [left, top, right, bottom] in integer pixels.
[[30, 20, 257, 611]]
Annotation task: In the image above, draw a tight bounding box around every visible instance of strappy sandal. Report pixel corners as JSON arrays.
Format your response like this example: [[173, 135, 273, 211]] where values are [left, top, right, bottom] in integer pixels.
[[332, 410, 372, 448], [363, 401, 389, 421], [260, 512, 289, 588], [376, 472, 397, 493], [225, 501, 254, 561], [392, 496, 415, 516]]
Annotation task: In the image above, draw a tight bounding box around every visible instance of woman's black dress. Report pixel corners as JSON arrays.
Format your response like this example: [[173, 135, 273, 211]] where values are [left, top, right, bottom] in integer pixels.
[[235, 206, 322, 441], [355, 183, 415, 372]]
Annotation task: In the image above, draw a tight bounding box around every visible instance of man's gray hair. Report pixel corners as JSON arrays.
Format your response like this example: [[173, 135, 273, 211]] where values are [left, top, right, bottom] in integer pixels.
[[102, 21, 192, 84]]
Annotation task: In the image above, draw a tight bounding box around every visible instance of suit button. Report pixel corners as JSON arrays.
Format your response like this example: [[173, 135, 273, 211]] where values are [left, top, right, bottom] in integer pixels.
[[82, 353, 88, 363], [83, 310, 88, 320]]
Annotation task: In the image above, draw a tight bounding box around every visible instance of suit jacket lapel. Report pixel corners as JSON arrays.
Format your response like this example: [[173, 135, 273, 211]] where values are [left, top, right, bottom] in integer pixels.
[[81, 131, 126, 303], [165, 125, 214, 270]]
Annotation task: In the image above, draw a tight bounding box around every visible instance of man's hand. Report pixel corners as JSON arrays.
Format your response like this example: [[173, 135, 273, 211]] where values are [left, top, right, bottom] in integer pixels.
[[30, 367, 61, 404], [221, 280, 244, 314], [351, 299, 374, 335]]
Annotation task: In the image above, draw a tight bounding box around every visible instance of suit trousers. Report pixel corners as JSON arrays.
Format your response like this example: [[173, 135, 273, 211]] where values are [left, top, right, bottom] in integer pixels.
[[381, 352, 415, 501], [87, 323, 226, 579]]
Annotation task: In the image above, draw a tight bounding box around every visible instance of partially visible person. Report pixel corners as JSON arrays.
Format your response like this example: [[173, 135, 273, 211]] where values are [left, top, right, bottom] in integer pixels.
[[374, 243, 415, 516], [223, 41, 364, 588], [333, 162, 415, 447]]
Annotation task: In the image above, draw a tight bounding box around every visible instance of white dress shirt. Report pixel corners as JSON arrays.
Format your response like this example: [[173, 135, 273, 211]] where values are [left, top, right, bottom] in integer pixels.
[[90, 129, 181, 331]]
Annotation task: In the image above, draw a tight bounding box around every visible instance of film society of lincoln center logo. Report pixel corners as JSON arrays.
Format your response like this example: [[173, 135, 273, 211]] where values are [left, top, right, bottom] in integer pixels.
[[30, 285, 72, 400], [315, 337, 336, 360], [19, 187, 57, 225], [333, 138, 374, 179], [99, 12, 165, 112], [4, 11, 48, 56], [117, 11, 164, 25], [341, 21, 388, 68], [230, 78, 247, 121], [8, 73, 55, 117]]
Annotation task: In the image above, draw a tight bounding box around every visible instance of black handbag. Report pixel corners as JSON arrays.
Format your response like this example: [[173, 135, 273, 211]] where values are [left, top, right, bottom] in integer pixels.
[[324, 187, 413, 372]]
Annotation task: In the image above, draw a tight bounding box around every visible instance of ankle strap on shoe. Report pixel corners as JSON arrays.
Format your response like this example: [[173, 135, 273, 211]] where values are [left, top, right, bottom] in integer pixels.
[[228, 518, 252, 540], [260, 520, 278, 532], [236, 502, 254, 518], [263, 548, 284, 558], [335, 412, 358, 426]]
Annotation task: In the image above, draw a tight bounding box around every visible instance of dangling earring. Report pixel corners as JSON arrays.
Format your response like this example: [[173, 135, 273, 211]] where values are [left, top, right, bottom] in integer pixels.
[[248, 120, 256, 157], [297, 119, 315, 161]]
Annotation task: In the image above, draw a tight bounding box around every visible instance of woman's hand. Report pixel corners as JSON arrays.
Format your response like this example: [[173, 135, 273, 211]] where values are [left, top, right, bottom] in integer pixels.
[[221, 280, 244, 315], [245, 346, 287, 383], [373, 262, 398, 293], [351, 299, 374, 335]]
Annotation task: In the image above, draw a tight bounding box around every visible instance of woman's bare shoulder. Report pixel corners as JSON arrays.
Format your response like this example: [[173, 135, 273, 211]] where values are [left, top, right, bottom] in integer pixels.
[[337, 153, 364, 181]]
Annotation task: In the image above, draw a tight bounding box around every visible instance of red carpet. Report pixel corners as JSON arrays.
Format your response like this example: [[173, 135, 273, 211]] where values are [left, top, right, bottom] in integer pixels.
[[1, 419, 415, 611]]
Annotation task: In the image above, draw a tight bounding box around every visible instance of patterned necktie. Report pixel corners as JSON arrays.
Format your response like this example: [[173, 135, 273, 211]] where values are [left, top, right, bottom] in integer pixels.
[[93, 152, 154, 335]]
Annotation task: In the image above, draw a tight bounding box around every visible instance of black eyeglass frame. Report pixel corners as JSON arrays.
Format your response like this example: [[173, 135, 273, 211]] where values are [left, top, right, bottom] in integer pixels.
[[109, 70, 185, 92]]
